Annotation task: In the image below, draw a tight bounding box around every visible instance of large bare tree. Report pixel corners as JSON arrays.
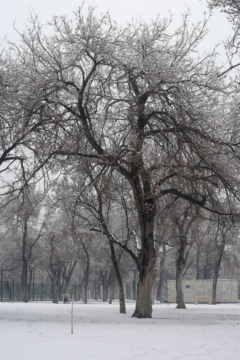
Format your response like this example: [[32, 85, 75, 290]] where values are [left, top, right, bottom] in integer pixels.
[[7, 6, 240, 317]]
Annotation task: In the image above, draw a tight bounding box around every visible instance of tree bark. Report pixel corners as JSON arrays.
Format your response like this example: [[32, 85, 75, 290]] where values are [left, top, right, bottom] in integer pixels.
[[196, 244, 201, 280], [108, 269, 115, 304], [21, 258, 28, 303], [212, 243, 225, 305], [81, 239, 90, 304], [101, 271, 108, 302], [49, 235, 61, 304], [52, 276, 59, 304], [176, 236, 187, 309], [93, 278, 99, 300], [63, 260, 78, 294], [132, 219, 156, 318], [83, 267, 89, 304], [108, 241, 126, 313], [156, 244, 167, 302]]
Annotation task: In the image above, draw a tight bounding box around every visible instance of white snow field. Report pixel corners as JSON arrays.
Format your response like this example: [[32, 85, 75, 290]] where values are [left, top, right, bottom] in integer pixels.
[[0, 301, 239, 360]]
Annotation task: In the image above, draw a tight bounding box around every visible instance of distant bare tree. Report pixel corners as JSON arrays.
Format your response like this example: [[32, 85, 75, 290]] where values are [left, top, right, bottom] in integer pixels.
[[209, 0, 240, 73], [1, 188, 46, 302]]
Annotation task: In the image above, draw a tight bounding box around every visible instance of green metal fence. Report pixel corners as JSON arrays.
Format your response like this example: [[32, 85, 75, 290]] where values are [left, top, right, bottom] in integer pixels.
[[0, 281, 81, 302]]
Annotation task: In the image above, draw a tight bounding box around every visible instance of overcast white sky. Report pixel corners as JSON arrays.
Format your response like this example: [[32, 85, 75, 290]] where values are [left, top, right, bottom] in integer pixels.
[[0, 0, 233, 63]]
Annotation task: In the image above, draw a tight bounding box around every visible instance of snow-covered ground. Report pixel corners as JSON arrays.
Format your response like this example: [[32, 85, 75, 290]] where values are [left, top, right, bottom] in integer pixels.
[[0, 300, 239, 360]]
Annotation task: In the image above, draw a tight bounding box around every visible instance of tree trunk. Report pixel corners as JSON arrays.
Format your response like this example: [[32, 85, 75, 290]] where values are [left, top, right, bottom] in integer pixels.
[[93, 180, 127, 313], [78, 273, 85, 301], [196, 244, 201, 280], [203, 255, 211, 279], [176, 236, 187, 309], [156, 271, 165, 302], [132, 219, 156, 318], [22, 258, 28, 303], [212, 243, 225, 305], [65, 279, 70, 295], [152, 270, 156, 304], [49, 239, 61, 304], [108, 270, 115, 305], [64, 261, 78, 294], [52, 277, 58, 304], [80, 239, 90, 304], [51, 263, 62, 304], [94, 278, 99, 301], [108, 240, 126, 313], [83, 267, 89, 304], [176, 259, 186, 309], [156, 244, 166, 302], [102, 270, 108, 302]]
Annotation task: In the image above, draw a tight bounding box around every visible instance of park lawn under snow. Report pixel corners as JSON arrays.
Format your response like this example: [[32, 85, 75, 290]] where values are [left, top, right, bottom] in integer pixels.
[[0, 301, 240, 360]]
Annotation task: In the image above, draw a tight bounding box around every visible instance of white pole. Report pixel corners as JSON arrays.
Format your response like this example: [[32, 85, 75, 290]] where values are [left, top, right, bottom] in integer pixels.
[[71, 297, 73, 335]]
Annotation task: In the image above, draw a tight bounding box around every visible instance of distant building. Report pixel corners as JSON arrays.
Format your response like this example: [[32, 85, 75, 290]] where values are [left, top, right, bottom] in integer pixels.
[[167, 279, 238, 303]]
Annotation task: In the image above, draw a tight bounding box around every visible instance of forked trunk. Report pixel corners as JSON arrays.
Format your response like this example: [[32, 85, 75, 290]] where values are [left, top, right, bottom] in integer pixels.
[[132, 219, 156, 318], [133, 256, 155, 318]]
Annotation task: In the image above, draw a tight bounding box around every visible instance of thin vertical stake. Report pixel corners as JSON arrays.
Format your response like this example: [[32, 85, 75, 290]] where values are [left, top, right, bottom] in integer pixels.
[[71, 297, 73, 335]]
